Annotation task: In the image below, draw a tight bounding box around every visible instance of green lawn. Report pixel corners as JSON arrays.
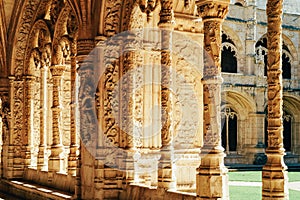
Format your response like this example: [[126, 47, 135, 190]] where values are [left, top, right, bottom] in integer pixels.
[[230, 186, 300, 200], [228, 171, 300, 199], [228, 171, 300, 182]]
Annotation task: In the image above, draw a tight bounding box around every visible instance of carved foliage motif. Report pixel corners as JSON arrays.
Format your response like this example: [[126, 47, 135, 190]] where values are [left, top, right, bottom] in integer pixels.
[[13, 81, 23, 156], [197, 2, 229, 20], [266, 0, 284, 148], [172, 36, 202, 148], [161, 49, 172, 146], [159, 0, 175, 25], [50, 0, 65, 27], [121, 0, 135, 31], [203, 20, 222, 77], [203, 83, 222, 145], [54, 36, 71, 65], [199, 2, 229, 147], [104, 0, 122, 37], [0, 95, 10, 146], [103, 43, 120, 146], [121, 48, 135, 148], [14, 0, 40, 79]]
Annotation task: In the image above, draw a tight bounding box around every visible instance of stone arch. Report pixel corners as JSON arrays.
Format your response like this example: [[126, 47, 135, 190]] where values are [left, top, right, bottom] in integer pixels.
[[10, 0, 42, 78], [25, 19, 51, 75], [283, 94, 300, 154], [234, 0, 247, 6], [222, 90, 256, 154], [222, 90, 256, 120], [222, 25, 244, 73], [282, 34, 298, 62], [52, 2, 77, 65], [256, 33, 295, 79], [256, 33, 296, 61], [222, 25, 243, 55], [283, 93, 300, 119]]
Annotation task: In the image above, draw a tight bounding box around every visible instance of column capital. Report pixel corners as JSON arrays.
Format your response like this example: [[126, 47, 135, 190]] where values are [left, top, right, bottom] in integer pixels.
[[158, 0, 175, 28], [50, 65, 65, 77], [77, 39, 95, 56], [196, 0, 230, 21]]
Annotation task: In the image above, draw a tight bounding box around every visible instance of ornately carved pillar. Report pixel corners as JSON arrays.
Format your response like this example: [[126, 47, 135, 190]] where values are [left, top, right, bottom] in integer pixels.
[[24, 75, 35, 168], [48, 65, 65, 175], [122, 34, 137, 185], [262, 0, 289, 199], [37, 65, 48, 171], [68, 39, 79, 176], [157, 0, 176, 190], [76, 39, 95, 200], [196, 1, 230, 199]]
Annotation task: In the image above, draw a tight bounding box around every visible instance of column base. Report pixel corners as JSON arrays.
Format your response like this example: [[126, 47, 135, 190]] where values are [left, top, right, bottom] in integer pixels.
[[158, 146, 176, 190], [262, 153, 289, 200], [37, 146, 46, 171], [48, 145, 64, 175], [196, 147, 229, 200], [68, 145, 79, 176]]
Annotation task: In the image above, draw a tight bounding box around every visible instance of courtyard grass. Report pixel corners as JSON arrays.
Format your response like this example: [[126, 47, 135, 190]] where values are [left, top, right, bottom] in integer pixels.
[[228, 171, 300, 199], [228, 171, 300, 182]]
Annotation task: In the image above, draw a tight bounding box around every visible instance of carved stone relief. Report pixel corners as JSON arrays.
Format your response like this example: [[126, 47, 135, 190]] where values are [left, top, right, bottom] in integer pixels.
[[103, 0, 122, 37]]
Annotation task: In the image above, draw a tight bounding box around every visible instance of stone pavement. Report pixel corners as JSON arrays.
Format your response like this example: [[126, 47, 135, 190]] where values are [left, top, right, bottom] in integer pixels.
[[229, 181, 300, 191]]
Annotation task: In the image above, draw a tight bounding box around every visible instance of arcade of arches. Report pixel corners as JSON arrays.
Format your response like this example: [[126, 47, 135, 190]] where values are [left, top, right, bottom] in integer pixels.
[[0, 0, 299, 199]]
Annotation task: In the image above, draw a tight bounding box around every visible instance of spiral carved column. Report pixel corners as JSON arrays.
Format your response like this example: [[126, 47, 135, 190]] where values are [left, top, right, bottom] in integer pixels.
[[196, 0, 230, 199], [48, 65, 65, 176], [262, 0, 289, 199]]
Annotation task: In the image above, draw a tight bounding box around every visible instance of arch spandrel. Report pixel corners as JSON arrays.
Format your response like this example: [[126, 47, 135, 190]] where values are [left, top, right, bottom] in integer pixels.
[[10, 0, 41, 77], [222, 90, 256, 120], [222, 25, 243, 53], [283, 94, 300, 121]]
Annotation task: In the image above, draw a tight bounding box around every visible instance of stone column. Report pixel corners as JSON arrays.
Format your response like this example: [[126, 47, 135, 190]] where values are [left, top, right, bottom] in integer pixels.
[[245, 0, 257, 75], [68, 40, 79, 176], [24, 75, 35, 168], [48, 65, 65, 175], [76, 39, 95, 200], [157, 0, 176, 190], [121, 34, 138, 185], [37, 66, 48, 171], [196, 0, 230, 199], [262, 0, 289, 199]]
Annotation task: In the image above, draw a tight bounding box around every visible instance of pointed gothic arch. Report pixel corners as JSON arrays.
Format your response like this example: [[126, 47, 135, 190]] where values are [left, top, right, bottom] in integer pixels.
[[255, 34, 295, 79], [221, 90, 256, 156]]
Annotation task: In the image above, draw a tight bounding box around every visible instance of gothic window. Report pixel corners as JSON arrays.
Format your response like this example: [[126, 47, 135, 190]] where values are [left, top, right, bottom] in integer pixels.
[[221, 107, 238, 153], [283, 111, 292, 151], [255, 37, 292, 79], [221, 33, 238, 73], [234, 0, 246, 6]]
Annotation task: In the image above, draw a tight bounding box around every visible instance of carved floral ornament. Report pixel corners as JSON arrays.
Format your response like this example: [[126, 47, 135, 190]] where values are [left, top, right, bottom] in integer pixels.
[[196, 0, 230, 20]]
